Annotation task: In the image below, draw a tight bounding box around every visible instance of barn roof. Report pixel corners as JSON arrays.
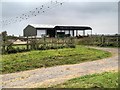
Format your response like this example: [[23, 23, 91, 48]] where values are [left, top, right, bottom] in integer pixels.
[[29, 24, 55, 29], [54, 26, 92, 30], [29, 24, 92, 30]]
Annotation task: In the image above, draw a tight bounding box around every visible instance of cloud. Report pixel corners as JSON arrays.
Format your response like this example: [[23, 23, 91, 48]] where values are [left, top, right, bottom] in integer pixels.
[[1, 0, 119, 2], [1, 1, 118, 35]]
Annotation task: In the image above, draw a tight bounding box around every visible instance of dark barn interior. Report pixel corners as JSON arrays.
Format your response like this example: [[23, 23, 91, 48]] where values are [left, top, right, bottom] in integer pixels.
[[47, 29, 56, 37]]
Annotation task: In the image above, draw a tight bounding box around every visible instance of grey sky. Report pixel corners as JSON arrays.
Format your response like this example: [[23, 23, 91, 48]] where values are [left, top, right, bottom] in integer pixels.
[[1, 0, 119, 36]]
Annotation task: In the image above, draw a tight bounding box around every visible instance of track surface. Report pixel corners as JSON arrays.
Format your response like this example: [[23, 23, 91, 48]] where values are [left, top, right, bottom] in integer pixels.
[[1, 47, 118, 88]]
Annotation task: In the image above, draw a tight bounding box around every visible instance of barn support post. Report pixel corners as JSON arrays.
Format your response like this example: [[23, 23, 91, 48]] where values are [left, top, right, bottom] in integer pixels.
[[72, 30, 74, 37], [76, 30, 78, 36], [55, 29, 57, 38], [45, 30, 47, 36], [69, 30, 70, 35]]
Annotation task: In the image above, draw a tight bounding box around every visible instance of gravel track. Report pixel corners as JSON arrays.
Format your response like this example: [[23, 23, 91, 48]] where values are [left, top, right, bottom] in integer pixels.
[[1, 47, 118, 88]]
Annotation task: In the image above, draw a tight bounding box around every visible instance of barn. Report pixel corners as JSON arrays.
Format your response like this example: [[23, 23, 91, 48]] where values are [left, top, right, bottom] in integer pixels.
[[23, 24, 92, 37]]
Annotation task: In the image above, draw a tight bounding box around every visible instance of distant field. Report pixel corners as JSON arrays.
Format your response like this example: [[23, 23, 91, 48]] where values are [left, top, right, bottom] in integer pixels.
[[53, 71, 118, 88], [1, 45, 111, 74]]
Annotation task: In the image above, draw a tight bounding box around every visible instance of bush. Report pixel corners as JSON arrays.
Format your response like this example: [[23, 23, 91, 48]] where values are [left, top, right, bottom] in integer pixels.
[[68, 44, 76, 48], [4, 46, 30, 54], [38, 45, 66, 50], [16, 47, 20, 52], [7, 46, 17, 54], [38, 45, 48, 50], [50, 45, 58, 49]]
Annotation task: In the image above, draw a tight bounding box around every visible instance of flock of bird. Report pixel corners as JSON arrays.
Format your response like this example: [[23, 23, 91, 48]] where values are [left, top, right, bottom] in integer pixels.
[[1, 0, 64, 27]]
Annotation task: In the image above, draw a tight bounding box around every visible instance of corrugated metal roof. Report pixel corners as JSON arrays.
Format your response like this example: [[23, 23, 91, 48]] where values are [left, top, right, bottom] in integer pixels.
[[29, 24, 92, 30], [54, 26, 92, 30], [29, 24, 56, 28]]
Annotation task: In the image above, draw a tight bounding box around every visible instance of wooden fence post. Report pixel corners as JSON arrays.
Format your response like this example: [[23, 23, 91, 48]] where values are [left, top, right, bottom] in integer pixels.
[[57, 37, 59, 48], [91, 36, 94, 46], [101, 35, 105, 46], [116, 35, 119, 47], [2, 31, 7, 54], [0, 34, 2, 54], [43, 36, 46, 47], [27, 36, 29, 50]]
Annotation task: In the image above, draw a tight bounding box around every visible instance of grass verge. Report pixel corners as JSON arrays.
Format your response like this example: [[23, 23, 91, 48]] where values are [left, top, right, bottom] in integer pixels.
[[53, 71, 118, 88], [1, 45, 111, 74]]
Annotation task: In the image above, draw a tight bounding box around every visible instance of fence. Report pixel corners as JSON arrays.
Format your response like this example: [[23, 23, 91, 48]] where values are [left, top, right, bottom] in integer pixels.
[[1, 35, 75, 54], [1, 32, 119, 54], [75, 35, 120, 47], [25, 37, 75, 50]]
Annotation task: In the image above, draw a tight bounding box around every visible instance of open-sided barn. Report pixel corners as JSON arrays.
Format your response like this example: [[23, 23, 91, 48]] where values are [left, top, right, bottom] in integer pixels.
[[23, 24, 92, 37]]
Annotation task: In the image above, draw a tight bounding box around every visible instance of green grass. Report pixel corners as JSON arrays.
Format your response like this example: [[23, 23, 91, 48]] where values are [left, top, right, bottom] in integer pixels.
[[53, 71, 118, 88], [13, 45, 26, 49], [1, 45, 111, 74]]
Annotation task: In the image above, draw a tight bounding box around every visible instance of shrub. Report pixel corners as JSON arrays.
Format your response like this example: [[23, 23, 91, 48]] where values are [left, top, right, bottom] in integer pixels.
[[38, 45, 48, 50], [7, 46, 17, 54], [68, 44, 76, 48]]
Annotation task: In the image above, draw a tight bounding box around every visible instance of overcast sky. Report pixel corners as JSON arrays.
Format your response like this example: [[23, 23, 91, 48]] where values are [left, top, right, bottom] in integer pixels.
[[1, 0, 119, 36]]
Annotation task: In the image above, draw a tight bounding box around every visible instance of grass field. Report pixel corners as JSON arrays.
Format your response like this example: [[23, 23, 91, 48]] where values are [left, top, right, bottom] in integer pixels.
[[1, 45, 111, 74], [53, 71, 118, 88], [13, 45, 26, 49]]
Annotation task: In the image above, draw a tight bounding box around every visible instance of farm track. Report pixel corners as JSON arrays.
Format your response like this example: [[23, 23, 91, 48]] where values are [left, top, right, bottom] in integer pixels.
[[1, 47, 118, 88]]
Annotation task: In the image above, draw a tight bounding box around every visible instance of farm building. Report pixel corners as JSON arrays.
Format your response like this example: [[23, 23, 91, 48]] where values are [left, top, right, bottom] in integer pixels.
[[23, 24, 92, 37]]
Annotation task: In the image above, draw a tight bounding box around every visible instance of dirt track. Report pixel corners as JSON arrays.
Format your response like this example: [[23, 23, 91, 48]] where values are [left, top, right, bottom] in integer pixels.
[[1, 47, 118, 88]]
